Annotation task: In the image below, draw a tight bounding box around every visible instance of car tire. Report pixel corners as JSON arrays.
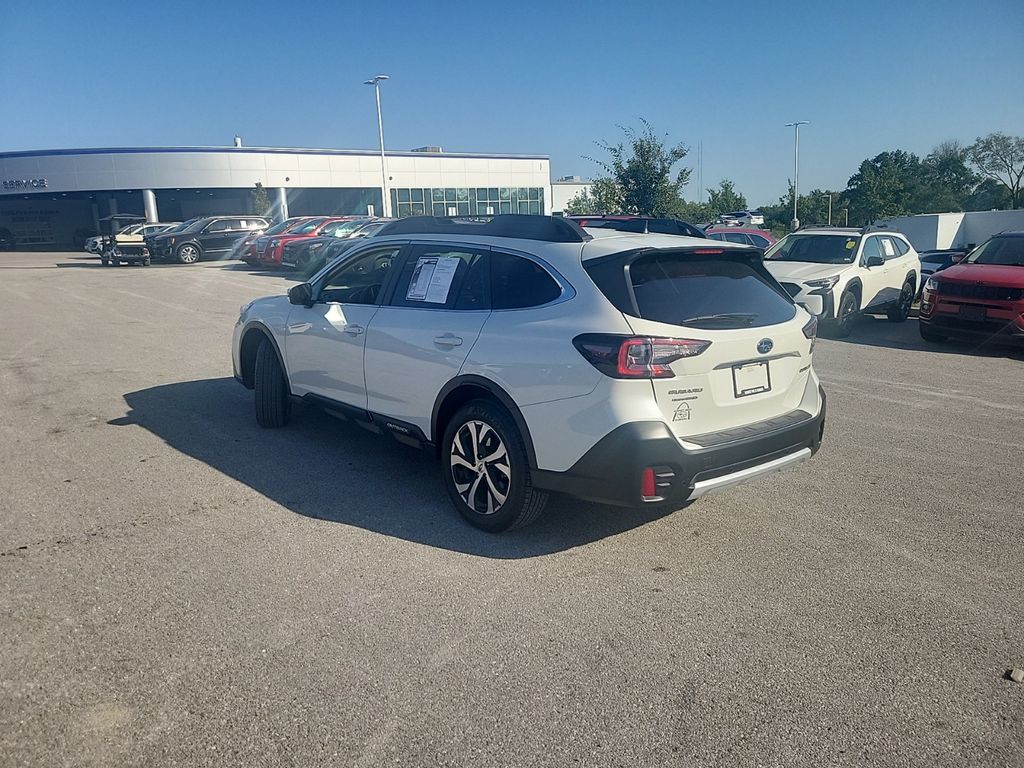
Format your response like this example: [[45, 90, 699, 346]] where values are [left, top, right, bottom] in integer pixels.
[[100, 256, 109, 266], [832, 290, 858, 338], [919, 324, 947, 343], [254, 338, 291, 428], [142, 256, 151, 267], [176, 243, 201, 264], [442, 399, 548, 532], [887, 280, 914, 322]]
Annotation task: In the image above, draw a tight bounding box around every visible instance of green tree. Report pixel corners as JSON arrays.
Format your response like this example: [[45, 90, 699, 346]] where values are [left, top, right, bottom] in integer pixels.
[[586, 119, 691, 216], [250, 182, 271, 217], [964, 178, 1013, 211], [843, 150, 926, 224], [920, 140, 978, 212], [564, 178, 623, 215], [705, 180, 747, 218], [967, 132, 1024, 209]]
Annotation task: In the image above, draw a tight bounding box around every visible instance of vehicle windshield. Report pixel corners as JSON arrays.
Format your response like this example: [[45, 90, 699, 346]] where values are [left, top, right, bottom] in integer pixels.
[[965, 237, 1024, 266], [765, 234, 860, 264], [290, 217, 329, 235], [321, 219, 368, 237], [262, 218, 305, 236]]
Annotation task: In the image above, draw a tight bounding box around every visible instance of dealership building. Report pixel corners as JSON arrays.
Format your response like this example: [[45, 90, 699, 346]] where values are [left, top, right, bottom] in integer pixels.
[[0, 145, 552, 249]]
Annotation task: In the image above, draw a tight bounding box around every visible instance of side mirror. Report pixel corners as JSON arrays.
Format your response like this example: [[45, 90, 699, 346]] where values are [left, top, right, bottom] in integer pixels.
[[288, 283, 313, 306], [797, 295, 824, 316], [865, 255, 885, 268]]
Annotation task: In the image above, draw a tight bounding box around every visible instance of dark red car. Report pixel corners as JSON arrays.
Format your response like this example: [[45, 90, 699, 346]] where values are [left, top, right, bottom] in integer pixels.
[[919, 232, 1024, 346], [252, 216, 364, 267], [239, 217, 314, 263]]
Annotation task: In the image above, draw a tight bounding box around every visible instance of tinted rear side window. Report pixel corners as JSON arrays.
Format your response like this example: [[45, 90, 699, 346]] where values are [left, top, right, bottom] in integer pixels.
[[491, 252, 562, 309], [623, 254, 795, 329]]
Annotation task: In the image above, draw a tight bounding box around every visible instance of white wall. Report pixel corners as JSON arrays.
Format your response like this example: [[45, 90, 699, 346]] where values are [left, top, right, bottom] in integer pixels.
[[551, 181, 592, 213], [883, 210, 1024, 250]]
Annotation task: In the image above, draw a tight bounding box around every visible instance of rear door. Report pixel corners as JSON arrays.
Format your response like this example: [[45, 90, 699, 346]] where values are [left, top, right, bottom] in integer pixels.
[[858, 236, 890, 308], [593, 249, 814, 438], [363, 243, 491, 437]]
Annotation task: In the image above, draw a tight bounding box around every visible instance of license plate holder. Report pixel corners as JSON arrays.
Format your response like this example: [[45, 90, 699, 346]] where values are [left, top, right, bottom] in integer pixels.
[[958, 304, 986, 322], [732, 360, 771, 398]]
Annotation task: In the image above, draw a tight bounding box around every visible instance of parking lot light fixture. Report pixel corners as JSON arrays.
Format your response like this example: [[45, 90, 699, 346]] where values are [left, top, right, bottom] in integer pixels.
[[785, 120, 810, 230], [364, 75, 391, 218], [822, 192, 832, 225]]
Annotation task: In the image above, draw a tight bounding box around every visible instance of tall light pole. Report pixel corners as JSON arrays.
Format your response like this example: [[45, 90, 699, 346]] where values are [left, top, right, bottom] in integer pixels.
[[822, 192, 832, 225], [364, 74, 391, 218], [785, 120, 809, 230]]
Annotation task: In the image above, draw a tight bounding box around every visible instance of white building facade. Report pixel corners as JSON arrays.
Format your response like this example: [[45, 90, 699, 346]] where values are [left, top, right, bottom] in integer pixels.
[[0, 146, 552, 249]]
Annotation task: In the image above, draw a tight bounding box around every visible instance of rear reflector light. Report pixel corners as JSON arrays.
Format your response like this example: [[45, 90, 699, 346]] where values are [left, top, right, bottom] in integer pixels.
[[573, 334, 711, 379], [689, 248, 725, 255], [641, 467, 656, 498]]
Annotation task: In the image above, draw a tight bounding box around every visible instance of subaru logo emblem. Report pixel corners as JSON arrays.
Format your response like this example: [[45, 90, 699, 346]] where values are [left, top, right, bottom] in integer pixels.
[[757, 338, 774, 354]]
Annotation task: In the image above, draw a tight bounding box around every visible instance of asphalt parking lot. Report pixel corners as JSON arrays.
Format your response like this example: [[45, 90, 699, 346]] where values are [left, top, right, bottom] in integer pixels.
[[1, 251, 1022, 768]]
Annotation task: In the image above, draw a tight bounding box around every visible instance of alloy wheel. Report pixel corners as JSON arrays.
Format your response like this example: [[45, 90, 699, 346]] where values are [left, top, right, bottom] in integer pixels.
[[449, 419, 511, 515], [179, 245, 199, 263]]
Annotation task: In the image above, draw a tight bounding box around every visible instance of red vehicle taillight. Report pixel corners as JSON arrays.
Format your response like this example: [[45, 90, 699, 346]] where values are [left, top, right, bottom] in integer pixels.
[[573, 334, 711, 379]]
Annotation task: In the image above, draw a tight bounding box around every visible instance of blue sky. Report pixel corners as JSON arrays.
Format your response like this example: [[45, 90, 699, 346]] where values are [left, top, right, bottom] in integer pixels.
[[2, 0, 1022, 205]]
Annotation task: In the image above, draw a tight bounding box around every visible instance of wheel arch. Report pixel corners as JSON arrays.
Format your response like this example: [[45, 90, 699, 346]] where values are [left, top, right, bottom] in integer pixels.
[[843, 278, 863, 305], [904, 269, 918, 292], [431, 375, 537, 468], [238, 322, 288, 391]]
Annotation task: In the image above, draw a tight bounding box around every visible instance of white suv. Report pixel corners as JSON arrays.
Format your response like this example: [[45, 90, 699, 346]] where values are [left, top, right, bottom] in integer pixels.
[[763, 227, 921, 337], [232, 216, 826, 531]]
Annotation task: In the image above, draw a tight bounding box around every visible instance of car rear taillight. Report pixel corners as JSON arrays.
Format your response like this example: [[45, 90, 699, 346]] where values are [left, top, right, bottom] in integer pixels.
[[802, 314, 817, 340], [573, 334, 710, 379]]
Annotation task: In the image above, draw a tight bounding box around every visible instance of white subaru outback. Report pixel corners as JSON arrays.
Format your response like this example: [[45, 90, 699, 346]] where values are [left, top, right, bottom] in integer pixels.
[[763, 227, 921, 337], [232, 216, 826, 531]]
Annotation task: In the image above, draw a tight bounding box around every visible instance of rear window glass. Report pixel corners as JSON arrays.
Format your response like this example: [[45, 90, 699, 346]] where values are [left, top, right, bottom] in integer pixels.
[[920, 252, 949, 264], [491, 252, 562, 309], [618, 253, 796, 329]]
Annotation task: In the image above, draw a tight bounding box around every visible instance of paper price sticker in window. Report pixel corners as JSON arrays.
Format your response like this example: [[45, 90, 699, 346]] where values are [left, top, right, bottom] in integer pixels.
[[406, 255, 461, 303]]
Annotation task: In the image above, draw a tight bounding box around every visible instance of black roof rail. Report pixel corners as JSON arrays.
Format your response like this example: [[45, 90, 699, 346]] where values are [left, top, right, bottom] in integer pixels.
[[376, 214, 592, 243]]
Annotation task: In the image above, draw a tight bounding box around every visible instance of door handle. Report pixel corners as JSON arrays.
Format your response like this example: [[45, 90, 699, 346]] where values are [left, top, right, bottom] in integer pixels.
[[433, 334, 463, 347], [344, 325, 365, 336]]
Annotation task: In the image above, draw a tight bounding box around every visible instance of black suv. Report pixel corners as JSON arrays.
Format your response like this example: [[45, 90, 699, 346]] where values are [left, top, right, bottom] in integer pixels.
[[147, 216, 269, 264]]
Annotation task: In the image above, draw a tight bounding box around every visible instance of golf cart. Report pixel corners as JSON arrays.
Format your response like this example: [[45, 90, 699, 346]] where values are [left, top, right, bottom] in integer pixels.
[[99, 214, 152, 266]]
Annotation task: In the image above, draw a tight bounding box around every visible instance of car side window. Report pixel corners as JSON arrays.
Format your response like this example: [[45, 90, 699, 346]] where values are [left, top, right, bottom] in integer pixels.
[[390, 245, 489, 310], [708, 232, 725, 241], [724, 232, 751, 245], [490, 251, 562, 310], [749, 234, 771, 248], [879, 236, 899, 260], [893, 237, 910, 256], [205, 219, 230, 233], [861, 237, 882, 264], [319, 246, 401, 305]]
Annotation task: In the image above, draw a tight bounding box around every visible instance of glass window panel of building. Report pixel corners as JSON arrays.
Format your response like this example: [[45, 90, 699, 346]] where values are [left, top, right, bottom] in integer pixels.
[[392, 187, 544, 218]]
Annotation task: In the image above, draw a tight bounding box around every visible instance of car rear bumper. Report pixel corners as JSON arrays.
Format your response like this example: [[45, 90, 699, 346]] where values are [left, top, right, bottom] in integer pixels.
[[531, 389, 826, 507]]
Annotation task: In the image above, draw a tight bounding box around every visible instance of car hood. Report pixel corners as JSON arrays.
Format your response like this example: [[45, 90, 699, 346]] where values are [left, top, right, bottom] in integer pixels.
[[764, 261, 853, 282], [935, 263, 1024, 287]]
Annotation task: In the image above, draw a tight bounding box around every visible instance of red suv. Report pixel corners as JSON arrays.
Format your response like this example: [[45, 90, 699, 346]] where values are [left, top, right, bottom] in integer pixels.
[[919, 232, 1024, 346], [253, 217, 361, 267]]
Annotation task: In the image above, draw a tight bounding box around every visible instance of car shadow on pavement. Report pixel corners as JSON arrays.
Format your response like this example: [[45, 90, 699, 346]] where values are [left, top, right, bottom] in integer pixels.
[[111, 377, 674, 558], [824, 315, 1024, 360], [219, 263, 301, 281]]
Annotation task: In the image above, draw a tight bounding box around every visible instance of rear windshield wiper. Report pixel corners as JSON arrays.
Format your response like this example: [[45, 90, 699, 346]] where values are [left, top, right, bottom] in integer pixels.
[[677, 313, 757, 326]]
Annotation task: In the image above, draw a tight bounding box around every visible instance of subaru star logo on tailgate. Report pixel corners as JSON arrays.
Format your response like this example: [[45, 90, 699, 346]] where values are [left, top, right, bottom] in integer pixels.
[[757, 338, 774, 354]]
